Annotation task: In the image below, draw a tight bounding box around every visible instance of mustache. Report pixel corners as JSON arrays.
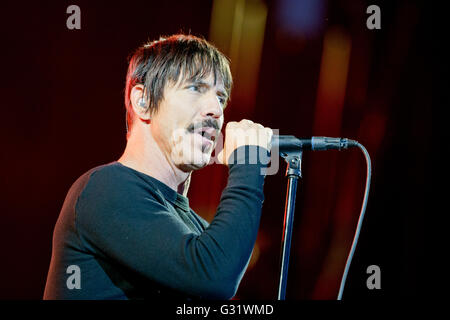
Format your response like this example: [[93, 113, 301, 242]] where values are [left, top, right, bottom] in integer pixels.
[[186, 119, 220, 132]]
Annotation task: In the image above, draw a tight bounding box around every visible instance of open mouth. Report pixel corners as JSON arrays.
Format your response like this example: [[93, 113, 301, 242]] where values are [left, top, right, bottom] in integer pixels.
[[193, 127, 217, 142]]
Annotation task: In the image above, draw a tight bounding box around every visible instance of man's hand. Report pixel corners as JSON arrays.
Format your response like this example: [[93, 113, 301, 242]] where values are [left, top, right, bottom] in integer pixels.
[[217, 119, 273, 165]]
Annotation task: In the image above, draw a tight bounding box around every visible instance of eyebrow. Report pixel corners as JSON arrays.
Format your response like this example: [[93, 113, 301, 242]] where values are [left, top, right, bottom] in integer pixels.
[[186, 79, 228, 99]]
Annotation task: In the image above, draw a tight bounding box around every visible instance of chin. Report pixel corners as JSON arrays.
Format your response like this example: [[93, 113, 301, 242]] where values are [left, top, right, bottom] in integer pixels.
[[177, 153, 212, 171], [171, 135, 215, 171]]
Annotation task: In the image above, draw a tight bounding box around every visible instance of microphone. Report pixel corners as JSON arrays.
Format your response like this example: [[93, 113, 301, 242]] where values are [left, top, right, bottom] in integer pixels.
[[271, 135, 358, 152]]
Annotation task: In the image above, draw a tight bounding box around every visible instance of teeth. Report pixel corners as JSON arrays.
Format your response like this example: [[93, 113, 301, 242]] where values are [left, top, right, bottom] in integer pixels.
[[194, 127, 215, 141], [203, 131, 210, 140]]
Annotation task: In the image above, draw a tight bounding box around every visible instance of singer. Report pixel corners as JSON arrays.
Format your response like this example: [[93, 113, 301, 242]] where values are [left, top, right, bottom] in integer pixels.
[[43, 34, 273, 300]]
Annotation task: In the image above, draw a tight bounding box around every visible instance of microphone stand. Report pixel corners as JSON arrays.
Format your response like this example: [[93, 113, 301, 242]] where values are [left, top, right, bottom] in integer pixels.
[[277, 150, 302, 300]]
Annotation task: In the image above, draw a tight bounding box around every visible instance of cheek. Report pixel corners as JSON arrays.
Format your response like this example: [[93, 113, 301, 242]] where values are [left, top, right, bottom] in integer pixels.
[[168, 98, 198, 127], [168, 128, 191, 148], [153, 104, 188, 138]]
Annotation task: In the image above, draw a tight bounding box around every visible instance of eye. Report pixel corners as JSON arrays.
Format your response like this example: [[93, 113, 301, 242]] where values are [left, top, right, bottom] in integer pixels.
[[187, 85, 200, 92], [217, 95, 227, 105]]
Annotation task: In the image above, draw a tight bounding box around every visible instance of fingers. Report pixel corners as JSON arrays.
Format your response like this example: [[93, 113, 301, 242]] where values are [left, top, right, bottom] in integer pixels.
[[219, 119, 273, 165]]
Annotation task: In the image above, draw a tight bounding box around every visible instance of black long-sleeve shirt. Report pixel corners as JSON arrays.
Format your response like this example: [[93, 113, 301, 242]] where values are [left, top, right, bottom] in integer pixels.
[[43, 146, 268, 300]]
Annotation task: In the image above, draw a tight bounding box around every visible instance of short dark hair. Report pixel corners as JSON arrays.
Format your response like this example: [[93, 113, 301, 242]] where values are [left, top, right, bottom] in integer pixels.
[[124, 34, 232, 135]]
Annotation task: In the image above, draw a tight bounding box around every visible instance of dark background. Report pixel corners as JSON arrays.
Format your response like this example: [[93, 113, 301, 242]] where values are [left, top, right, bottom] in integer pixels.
[[0, 0, 430, 299]]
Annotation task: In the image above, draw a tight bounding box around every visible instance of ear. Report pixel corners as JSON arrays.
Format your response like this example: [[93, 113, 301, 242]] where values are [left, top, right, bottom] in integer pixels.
[[130, 84, 151, 121]]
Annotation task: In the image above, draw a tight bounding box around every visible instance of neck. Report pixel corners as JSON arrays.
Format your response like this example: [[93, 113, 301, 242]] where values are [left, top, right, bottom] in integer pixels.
[[118, 125, 191, 196]]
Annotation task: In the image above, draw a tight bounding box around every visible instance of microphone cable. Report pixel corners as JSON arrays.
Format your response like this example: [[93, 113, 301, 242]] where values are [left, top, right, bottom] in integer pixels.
[[337, 141, 372, 300]]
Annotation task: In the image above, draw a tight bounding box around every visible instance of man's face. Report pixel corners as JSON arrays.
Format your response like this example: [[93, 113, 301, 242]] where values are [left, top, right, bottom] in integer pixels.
[[150, 73, 227, 171]]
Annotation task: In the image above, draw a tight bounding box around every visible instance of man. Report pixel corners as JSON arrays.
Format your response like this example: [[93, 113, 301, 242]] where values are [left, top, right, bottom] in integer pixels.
[[44, 34, 273, 300]]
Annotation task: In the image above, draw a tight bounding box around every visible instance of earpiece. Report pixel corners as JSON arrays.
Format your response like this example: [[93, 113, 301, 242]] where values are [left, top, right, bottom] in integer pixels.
[[137, 95, 151, 120], [138, 97, 147, 108]]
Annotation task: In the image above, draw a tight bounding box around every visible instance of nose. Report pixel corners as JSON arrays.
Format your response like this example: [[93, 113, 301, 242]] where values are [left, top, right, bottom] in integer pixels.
[[200, 92, 224, 119]]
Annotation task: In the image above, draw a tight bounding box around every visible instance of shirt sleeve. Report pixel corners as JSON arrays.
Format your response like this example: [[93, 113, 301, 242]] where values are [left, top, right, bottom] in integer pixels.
[[75, 145, 269, 299]]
